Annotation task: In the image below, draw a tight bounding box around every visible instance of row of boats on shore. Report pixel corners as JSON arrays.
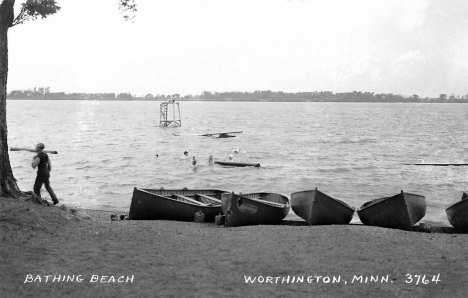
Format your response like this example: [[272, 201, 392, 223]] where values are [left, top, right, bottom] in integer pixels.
[[128, 187, 468, 232]]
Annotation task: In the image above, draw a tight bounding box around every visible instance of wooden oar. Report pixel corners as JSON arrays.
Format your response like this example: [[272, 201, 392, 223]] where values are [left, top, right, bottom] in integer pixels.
[[196, 194, 221, 204], [248, 197, 286, 208], [172, 194, 208, 206], [199, 131, 243, 136], [10, 147, 58, 154]]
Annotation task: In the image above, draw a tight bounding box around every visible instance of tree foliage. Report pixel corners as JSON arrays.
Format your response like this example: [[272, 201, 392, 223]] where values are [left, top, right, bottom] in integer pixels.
[[118, 0, 137, 22], [119, 0, 137, 12], [10, 0, 137, 27], [8, 88, 468, 103], [11, 0, 60, 27]]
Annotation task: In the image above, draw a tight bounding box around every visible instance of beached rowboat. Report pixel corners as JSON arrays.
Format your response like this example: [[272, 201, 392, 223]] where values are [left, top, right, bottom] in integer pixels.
[[129, 188, 228, 222], [221, 192, 290, 227], [357, 191, 426, 231], [291, 188, 355, 225], [445, 196, 468, 233]]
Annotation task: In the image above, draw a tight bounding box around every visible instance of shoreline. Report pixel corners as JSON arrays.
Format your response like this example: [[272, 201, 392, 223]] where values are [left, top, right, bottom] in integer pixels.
[[7, 98, 468, 104], [1, 196, 467, 297]]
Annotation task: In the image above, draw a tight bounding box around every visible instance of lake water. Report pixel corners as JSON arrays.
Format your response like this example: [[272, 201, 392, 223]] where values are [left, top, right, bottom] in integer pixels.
[[7, 100, 468, 225]]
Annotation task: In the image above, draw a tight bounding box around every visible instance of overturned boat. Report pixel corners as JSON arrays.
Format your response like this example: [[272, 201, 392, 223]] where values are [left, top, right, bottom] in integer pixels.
[[445, 193, 468, 233], [357, 191, 426, 231], [291, 188, 355, 225]]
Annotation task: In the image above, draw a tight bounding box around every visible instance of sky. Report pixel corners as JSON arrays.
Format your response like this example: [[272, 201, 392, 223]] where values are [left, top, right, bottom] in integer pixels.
[[7, 0, 468, 98]]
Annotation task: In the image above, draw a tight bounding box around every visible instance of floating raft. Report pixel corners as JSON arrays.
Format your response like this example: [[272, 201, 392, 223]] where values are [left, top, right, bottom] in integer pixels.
[[406, 163, 468, 166], [199, 131, 243, 138], [214, 161, 260, 167]]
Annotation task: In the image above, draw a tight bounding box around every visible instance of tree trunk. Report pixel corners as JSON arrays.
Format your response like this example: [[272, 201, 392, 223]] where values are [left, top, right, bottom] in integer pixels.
[[0, 0, 22, 198]]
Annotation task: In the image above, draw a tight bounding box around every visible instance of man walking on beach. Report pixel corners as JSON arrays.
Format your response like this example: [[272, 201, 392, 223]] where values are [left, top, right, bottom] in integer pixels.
[[31, 143, 59, 205]]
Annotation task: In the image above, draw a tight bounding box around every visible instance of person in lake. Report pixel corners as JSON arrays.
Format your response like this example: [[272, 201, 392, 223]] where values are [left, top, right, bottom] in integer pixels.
[[31, 143, 59, 205]]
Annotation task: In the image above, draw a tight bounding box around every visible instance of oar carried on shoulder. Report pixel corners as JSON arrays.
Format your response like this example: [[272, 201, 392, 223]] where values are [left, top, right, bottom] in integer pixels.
[[10, 147, 58, 154]]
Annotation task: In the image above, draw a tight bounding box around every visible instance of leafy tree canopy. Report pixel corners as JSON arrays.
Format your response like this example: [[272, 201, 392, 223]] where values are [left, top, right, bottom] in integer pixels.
[[11, 0, 60, 27], [119, 0, 137, 13], [10, 0, 137, 27]]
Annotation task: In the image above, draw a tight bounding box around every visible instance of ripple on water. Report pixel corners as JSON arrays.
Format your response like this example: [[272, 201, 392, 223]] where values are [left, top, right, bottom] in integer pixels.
[[76, 165, 93, 170], [6, 101, 468, 225]]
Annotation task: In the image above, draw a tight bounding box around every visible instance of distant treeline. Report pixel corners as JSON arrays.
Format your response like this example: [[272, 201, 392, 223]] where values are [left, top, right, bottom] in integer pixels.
[[7, 88, 468, 103]]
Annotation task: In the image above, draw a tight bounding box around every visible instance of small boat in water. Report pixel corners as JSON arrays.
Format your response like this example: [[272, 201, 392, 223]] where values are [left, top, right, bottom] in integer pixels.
[[214, 161, 260, 167], [357, 191, 426, 231], [199, 131, 243, 138], [291, 188, 355, 225], [129, 188, 228, 222], [221, 192, 290, 227], [445, 192, 468, 232]]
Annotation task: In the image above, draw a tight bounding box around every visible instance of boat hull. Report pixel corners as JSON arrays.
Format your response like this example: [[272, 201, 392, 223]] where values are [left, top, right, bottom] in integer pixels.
[[221, 192, 290, 227], [214, 161, 260, 167], [291, 189, 355, 225], [357, 191, 426, 231], [129, 188, 227, 222], [446, 199, 468, 232]]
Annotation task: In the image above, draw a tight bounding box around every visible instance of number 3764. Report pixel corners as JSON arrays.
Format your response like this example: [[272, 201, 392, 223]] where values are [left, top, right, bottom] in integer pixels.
[[405, 274, 441, 285]]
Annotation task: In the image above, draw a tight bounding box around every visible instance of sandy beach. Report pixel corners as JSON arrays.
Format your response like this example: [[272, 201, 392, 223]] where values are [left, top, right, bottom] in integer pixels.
[[1, 196, 467, 298]]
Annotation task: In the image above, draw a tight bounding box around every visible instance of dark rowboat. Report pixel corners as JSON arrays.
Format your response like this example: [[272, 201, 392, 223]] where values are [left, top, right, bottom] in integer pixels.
[[357, 191, 426, 231], [221, 192, 290, 227], [215, 161, 260, 167], [199, 131, 243, 137], [129, 188, 228, 222], [446, 194, 468, 232], [291, 188, 355, 225]]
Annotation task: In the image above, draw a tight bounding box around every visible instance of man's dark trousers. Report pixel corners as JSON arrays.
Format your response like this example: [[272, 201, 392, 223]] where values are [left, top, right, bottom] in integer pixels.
[[34, 173, 59, 204]]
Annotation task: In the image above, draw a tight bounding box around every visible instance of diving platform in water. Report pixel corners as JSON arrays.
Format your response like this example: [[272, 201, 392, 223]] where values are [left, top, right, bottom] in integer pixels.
[[159, 99, 181, 127]]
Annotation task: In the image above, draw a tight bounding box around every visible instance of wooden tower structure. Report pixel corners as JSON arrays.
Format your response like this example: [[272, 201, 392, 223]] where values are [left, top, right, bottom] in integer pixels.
[[159, 99, 181, 127]]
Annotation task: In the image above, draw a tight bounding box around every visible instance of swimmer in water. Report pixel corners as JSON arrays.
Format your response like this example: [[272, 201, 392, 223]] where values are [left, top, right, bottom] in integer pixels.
[[208, 155, 213, 164], [192, 156, 198, 166], [233, 148, 241, 154], [229, 154, 233, 160]]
